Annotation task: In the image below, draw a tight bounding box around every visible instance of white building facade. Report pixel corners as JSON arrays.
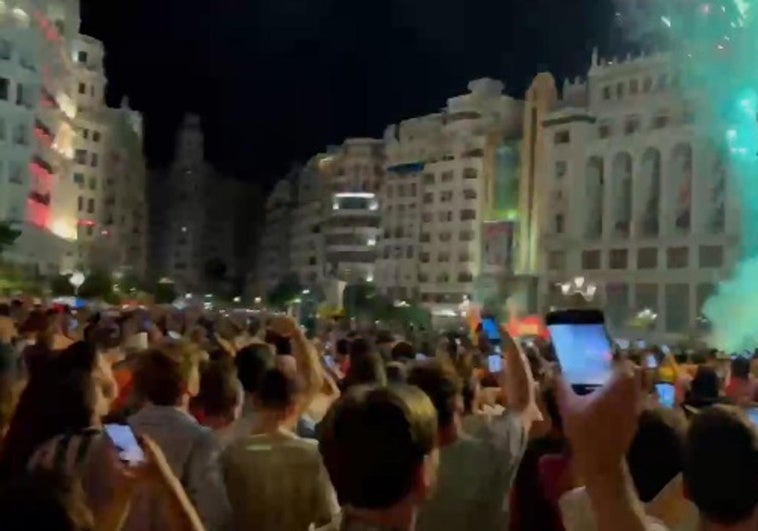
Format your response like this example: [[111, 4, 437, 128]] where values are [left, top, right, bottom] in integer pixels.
[[289, 157, 327, 288], [537, 50, 736, 341], [377, 79, 524, 318], [0, 0, 82, 275], [257, 176, 293, 292]]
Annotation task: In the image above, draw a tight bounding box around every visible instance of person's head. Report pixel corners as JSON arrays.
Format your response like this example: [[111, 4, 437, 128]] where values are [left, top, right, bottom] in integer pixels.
[[0, 469, 94, 531], [687, 366, 721, 406], [193, 358, 243, 429], [407, 360, 463, 446], [684, 406, 757, 527], [391, 341, 415, 363], [255, 368, 302, 427], [133, 343, 200, 408], [386, 362, 408, 384], [319, 385, 438, 522], [335, 338, 350, 359], [731, 356, 751, 381], [349, 337, 373, 363], [626, 406, 687, 503], [345, 351, 387, 389], [235, 343, 274, 398]]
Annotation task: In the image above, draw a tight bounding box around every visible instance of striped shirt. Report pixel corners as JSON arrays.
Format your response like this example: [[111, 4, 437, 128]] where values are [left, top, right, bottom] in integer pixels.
[[29, 427, 114, 515]]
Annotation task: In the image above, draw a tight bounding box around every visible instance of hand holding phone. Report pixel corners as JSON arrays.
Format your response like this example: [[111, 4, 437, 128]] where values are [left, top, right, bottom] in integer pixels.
[[645, 354, 658, 369], [104, 424, 146, 466], [655, 383, 675, 408], [546, 309, 613, 389], [481, 317, 501, 344]]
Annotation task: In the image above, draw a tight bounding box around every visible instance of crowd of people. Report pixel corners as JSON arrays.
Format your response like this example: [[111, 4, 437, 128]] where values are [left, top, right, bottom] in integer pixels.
[[0, 299, 755, 531]]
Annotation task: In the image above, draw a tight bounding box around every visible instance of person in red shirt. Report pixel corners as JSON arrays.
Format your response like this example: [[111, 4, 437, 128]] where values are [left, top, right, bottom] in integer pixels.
[[725, 356, 758, 406]]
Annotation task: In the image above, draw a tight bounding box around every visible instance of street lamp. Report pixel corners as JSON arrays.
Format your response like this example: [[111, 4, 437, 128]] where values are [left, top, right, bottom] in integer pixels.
[[69, 271, 85, 297]]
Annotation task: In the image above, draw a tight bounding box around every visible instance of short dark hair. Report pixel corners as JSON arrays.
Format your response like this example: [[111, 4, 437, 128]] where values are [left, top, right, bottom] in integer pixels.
[[349, 337, 372, 362], [319, 385, 437, 510], [407, 360, 462, 430], [345, 351, 387, 388], [194, 359, 240, 420], [626, 407, 687, 502], [335, 338, 350, 356], [391, 341, 415, 362], [684, 406, 758, 525], [133, 345, 198, 406], [385, 362, 407, 384], [731, 356, 751, 380], [257, 368, 302, 410], [235, 344, 274, 394]]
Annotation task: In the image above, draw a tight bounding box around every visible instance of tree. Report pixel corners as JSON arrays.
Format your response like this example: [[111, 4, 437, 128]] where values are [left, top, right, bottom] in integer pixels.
[[267, 273, 302, 309], [0, 221, 21, 256], [78, 270, 115, 301], [342, 281, 378, 318]]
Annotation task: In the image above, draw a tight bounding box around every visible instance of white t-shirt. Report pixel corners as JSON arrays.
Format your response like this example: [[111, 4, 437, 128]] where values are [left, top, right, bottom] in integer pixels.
[[558, 474, 698, 531]]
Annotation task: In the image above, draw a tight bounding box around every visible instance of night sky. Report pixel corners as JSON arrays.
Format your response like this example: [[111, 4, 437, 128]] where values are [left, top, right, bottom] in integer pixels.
[[80, 0, 619, 187]]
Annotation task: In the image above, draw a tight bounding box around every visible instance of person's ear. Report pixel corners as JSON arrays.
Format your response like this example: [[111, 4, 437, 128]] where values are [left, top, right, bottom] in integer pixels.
[[413, 449, 439, 502]]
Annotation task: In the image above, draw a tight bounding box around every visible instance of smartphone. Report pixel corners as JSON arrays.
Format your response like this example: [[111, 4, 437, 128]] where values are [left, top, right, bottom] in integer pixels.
[[488, 354, 503, 373], [656, 383, 676, 408], [167, 330, 182, 340], [103, 423, 145, 466], [615, 338, 630, 350], [645, 354, 658, 369], [481, 317, 501, 344], [661, 345, 671, 356], [323, 355, 336, 370], [546, 309, 614, 389], [415, 353, 427, 361], [746, 407, 758, 427]]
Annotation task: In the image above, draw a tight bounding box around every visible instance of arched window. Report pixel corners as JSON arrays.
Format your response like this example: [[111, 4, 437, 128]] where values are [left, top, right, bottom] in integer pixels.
[[639, 148, 662, 237], [670, 143, 692, 233], [611, 152, 633, 237], [585, 157, 604, 238]]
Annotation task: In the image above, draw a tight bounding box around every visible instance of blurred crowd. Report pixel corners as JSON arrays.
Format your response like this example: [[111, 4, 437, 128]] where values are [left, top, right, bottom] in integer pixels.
[[0, 299, 755, 531]]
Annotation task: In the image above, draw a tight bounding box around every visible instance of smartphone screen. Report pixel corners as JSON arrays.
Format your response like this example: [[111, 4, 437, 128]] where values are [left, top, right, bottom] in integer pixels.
[[488, 354, 503, 373], [746, 407, 758, 427], [656, 383, 676, 408], [104, 424, 145, 466], [323, 355, 336, 370], [546, 310, 613, 387], [415, 353, 427, 361], [481, 318, 501, 343], [167, 331, 182, 340], [646, 354, 658, 369]]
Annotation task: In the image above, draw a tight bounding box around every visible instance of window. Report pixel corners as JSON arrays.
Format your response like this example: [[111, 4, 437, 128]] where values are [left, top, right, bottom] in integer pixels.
[[548, 251, 566, 271], [630, 79, 639, 94], [422, 212, 433, 222], [87, 198, 95, 213], [82, 129, 89, 139], [460, 209, 476, 221], [602, 86, 611, 100], [624, 116, 640, 135], [77, 196, 83, 211], [598, 123, 611, 138], [0, 39, 11, 60], [9, 162, 23, 184], [90, 85, 96, 97], [78, 82, 86, 94], [13, 123, 27, 145], [423, 193, 433, 204], [406, 246, 414, 259], [73, 173, 85, 186], [459, 230, 474, 242], [609, 249, 629, 269], [88, 177, 96, 190], [16, 83, 32, 108], [666, 247, 688, 269], [665, 284, 689, 333], [440, 190, 453, 203], [616, 82, 624, 98], [555, 161, 567, 178], [0, 117, 5, 141], [0, 77, 8, 100], [420, 233, 431, 243], [643, 77, 653, 92], [418, 273, 429, 283], [637, 248, 658, 269], [75, 149, 87, 164], [458, 271, 473, 283], [554, 130, 570, 144], [463, 168, 478, 180], [582, 250, 601, 270], [423, 173, 434, 184], [463, 189, 477, 200], [77, 50, 88, 63], [420, 252, 430, 263], [699, 245, 724, 268], [86, 226, 94, 237], [459, 251, 471, 262], [441, 171, 454, 183], [439, 232, 452, 243], [410, 183, 417, 195], [652, 115, 669, 129], [90, 153, 99, 167], [555, 214, 564, 234], [93, 131, 101, 142], [438, 253, 450, 263], [658, 74, 669, 91]]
